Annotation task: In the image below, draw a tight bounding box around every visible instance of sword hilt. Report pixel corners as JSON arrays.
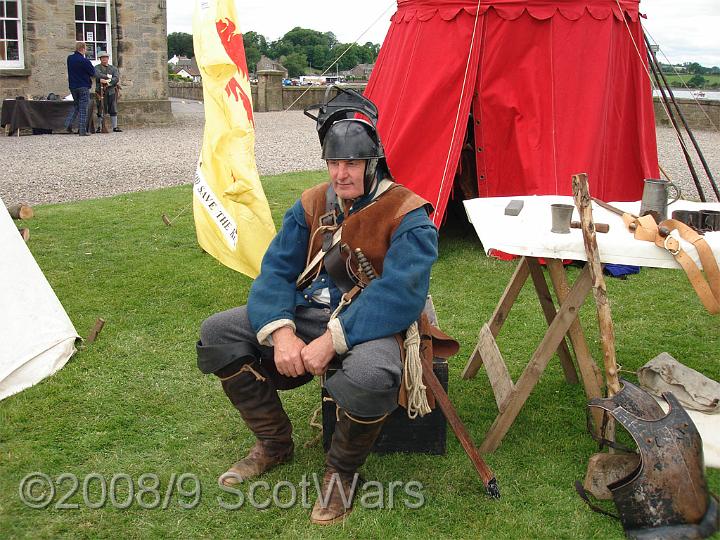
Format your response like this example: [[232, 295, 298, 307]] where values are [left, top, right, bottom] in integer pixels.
[[354, 248, 378, 282]]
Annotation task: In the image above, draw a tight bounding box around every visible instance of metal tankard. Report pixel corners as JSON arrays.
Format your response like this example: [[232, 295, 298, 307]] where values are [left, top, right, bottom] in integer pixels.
[[639, 178, 681, 223]]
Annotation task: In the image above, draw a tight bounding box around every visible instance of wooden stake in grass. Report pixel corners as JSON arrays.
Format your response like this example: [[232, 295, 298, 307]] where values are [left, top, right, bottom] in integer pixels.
[[571, 173, 620, 396], [18, 227, 30, 242], [162, 204, 190, 226], [86, 318, 106, 344], [7, 204, 34, 220]]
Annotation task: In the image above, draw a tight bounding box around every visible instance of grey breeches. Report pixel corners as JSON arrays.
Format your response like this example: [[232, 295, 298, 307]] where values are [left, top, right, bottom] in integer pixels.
[[197, 305, 402, 416]]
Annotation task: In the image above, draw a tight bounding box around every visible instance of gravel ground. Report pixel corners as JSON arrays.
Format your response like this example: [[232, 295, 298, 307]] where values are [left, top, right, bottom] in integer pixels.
[[0, 99, 325, 206], [1, 98, 718, 206]]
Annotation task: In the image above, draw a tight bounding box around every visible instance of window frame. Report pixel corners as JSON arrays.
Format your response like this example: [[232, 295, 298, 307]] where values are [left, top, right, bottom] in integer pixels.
[[0, 0, 25, 69], [74, 0, 112, 65]]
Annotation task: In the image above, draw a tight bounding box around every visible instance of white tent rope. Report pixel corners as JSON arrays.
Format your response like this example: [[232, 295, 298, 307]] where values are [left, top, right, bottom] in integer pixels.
[[284, 1, 396, 112], [435, 0, 483, 216]]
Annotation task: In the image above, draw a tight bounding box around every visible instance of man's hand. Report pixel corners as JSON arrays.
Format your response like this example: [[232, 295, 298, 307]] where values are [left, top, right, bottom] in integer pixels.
[[272, 326, 306, 377], [301, 331, 336, 376]]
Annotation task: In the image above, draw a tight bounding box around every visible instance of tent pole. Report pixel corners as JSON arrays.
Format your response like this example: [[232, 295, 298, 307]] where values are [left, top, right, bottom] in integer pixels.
[[645, 49, 705, 201], [644, 32, 719, 201]]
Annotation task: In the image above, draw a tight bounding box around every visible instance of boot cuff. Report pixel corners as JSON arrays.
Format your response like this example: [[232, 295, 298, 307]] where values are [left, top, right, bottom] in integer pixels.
[[196, 340, 258, 374]]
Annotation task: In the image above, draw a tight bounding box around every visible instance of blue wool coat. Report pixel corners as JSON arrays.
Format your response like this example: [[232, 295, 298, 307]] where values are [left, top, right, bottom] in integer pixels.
[[247, 188, 438, 349]]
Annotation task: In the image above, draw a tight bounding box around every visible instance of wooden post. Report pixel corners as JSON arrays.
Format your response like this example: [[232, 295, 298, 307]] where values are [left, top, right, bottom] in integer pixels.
[[462, 257, 530, 379], [526, 258, 579, 384], [571, 173, 620, 396], [86, 318, 106, 344]]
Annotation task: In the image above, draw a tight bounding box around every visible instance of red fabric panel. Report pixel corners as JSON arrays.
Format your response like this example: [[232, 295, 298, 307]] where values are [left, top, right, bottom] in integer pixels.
[[365, 0, 658, 226], [475, 10, 658, 200], [474, 10, 557, 198], [365, 8, 483, 222]]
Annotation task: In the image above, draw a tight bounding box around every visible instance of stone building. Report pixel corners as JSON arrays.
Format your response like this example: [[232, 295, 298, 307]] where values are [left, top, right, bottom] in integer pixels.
[[0, 0, 172, 126], [255, 55, 287, 78], [346, 63, 374, 81]]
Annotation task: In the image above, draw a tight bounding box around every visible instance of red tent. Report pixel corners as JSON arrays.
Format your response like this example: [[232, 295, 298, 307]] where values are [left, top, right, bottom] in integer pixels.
[[364, 0, 659, 226]]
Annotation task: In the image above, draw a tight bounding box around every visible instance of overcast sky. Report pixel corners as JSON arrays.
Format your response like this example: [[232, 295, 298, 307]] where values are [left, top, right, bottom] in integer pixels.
[[166, 0, 720, 67]]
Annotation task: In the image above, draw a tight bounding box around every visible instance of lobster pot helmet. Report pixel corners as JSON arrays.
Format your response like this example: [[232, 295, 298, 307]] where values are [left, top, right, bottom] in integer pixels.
[[305, 87, 391, 196]]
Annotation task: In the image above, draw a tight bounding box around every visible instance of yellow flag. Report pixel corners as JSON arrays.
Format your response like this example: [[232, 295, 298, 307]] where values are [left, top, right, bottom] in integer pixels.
[[192, 0, 275, 277]]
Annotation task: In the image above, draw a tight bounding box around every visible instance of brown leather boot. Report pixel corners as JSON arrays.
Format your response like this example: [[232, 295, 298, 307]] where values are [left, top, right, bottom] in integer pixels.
[[216, 359, 293, 486], [310, 409, 386, 525]]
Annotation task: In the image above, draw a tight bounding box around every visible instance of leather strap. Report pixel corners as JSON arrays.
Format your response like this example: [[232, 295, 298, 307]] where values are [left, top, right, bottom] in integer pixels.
[[296, 227, 341, 289], [574, 481, 620, 519], [296, 180, 396, 292], [625, 216, 720, 315], [324, 242, 357, 293], [655, 220, 720, 314]]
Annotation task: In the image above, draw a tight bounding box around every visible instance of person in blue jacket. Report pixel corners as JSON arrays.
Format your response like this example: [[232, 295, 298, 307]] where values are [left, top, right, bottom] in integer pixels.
[[63, 42, 96, 136], [197, 91, 438, 525]]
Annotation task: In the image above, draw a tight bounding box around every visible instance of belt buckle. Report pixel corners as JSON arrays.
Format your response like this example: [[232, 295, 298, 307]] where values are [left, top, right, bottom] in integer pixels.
[[319, 211, 336, 227], [663, 234, 681, 256]]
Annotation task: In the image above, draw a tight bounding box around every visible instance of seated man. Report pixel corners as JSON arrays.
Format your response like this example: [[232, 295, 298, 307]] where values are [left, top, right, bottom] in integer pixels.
[[197, 91, 438, 525]]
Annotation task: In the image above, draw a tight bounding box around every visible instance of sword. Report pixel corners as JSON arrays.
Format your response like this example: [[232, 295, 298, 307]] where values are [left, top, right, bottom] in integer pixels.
[[355, 248, 501, 499], [591, 198, 638, 231]]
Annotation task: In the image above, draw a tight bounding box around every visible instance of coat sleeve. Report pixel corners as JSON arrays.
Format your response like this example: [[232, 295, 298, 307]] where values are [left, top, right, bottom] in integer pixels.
[[85, 58, 98, 80], [330, 207, 438, 350], [247, 200, 309, 337], [109, 66, 120, 87]]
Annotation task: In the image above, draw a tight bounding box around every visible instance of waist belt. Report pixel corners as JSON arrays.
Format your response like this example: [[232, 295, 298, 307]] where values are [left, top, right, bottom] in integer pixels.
[[622, 215, 720, 314]]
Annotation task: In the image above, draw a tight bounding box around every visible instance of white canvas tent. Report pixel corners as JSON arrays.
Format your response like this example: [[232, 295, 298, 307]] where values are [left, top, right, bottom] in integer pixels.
[[0, 197, 79, 400]]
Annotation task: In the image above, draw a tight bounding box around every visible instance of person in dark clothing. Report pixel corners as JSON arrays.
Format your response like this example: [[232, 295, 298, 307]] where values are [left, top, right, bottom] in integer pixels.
[[63, 42, 97, 136]]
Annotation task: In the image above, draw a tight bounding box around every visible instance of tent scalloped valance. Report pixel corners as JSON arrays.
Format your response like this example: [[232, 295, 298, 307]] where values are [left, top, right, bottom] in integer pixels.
[[391, 4, 641, 23]]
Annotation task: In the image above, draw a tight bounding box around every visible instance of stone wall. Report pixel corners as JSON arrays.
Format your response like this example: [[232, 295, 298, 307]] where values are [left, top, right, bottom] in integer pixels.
[[653, 97, 719, 132], [0, 0, 172, 126], [118, 98, 172, 128], [167, 76, 720, 134], [168, 78, 368, 113], [168, 81, 203, 101]]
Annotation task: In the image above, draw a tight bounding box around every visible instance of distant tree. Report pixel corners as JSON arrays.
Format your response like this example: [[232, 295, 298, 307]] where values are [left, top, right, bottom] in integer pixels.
[[260, 27, 380, 75], [709, 66, 720, 75], [242, 31, 268, 70], [168, 32, 194, 58], [282, 27, 332, 48], [687, 74, 707, 88], [282, 51, 308, 77], [685, 62, 708, 75], [309, 44, 329, 69], [268, 40, 295, 59], [323, 32, 338, 49]]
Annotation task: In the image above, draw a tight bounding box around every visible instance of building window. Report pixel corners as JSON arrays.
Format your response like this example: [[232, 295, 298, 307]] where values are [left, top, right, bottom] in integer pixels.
[[0, 0, 24, 69], [75, 0, 111, 63]]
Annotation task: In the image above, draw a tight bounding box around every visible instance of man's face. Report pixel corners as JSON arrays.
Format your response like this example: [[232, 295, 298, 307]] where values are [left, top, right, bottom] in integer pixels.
[[327, 159, 366, 200], [100, 56, 109, 66]]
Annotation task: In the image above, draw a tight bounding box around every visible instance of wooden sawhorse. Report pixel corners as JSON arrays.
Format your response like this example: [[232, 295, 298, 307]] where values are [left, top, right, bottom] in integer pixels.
[[462, 256, 605, 453]]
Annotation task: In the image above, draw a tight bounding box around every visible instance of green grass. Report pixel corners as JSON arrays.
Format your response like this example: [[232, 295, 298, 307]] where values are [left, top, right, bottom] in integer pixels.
[[664, 73, 720, 88], [1, 171, 719, 539]]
